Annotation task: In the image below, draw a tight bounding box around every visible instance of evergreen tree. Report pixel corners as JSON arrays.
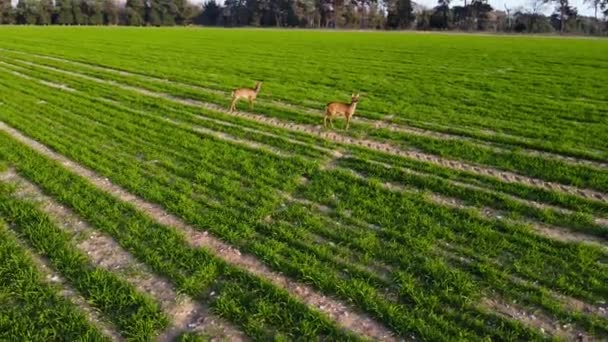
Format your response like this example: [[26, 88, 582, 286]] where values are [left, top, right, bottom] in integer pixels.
[[126, 0, 144, 25], [0, 0, 15, 24], [0, 0, 14, 24], [55, 0, 74, 24], [200, 0, 221, 25], [71, 0, 86, 24], [16, 0, 38, 24], [38, 0, 54, 24], [387, 0, 414, 28], [102, 0, 118, 24], [86, 0, 104, 24]]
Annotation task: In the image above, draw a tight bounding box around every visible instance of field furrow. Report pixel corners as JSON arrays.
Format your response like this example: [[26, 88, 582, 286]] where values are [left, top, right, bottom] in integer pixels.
[[3, 117, 604, 340], [0, 218, 117, 341], [2, 56, 606, 203], [1, 169, 247, 341], [0, 122, 395, 341], [4, 47, 603, 168], [1, 28, 606, 341], [0, 177, 169, 340], [2, 39, 601, 162]]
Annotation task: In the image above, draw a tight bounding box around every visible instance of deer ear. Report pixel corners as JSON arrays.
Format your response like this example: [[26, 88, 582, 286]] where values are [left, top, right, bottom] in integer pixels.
[[351, 93, 355, 97]]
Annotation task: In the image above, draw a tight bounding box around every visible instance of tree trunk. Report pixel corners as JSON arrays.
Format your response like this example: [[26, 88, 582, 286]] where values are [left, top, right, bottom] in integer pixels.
[[594, 4, 597, 20]]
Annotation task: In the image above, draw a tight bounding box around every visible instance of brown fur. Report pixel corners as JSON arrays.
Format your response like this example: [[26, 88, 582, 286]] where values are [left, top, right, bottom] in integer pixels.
[[324, 93, 359, 130], [229, 81, 263, 112]]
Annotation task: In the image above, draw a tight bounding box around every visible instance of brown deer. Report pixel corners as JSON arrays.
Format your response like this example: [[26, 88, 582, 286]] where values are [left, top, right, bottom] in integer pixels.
[[324, 93, 359, 130], [229, 81, 263, 112]]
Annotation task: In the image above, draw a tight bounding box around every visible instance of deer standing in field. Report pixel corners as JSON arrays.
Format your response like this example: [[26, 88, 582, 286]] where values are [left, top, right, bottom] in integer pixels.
[[324, 93, 359, 130], [229, 81, 263, 112]]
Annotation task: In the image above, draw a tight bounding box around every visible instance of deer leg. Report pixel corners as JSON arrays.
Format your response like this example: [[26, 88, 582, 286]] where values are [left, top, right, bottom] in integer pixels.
[[324, 115, 328, 128], [330, 117, 334, 129], [230, 98, 237, 112], [346, 115, 351, 130], [249, 97, 254, 110]]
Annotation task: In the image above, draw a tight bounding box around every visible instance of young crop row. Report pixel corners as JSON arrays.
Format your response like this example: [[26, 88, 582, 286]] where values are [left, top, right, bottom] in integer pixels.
[[338, 155, 608, 238], [0, 65, 606, 339], [2, 58, 604, 294], [1, 53, 607, 198], [0, 181, 170, 339], [3, 46, 605, 167], [0, 129, 539, 340], [1, 28, 606, 158], [0, 220, 111, 341], [7, 46, 603, 166], [0, 135, 359, 341], [1, 60, 605, 239], [5, 55, 607, 225], [0, 57, 332, 161], [2, 56, 603, 240]]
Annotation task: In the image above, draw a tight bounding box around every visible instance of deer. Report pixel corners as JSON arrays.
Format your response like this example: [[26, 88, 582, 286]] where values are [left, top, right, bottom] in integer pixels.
[[229, 81, 263, 113], [324, 93, 359, 130]]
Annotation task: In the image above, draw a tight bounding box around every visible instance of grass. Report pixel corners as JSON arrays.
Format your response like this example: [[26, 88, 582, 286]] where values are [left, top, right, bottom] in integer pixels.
[[0, 26, 606, 340], [2, 49, 608, 192], [0, 133, 357, 341], [0, 182, 170, 340], [0, 220, 109, 341]]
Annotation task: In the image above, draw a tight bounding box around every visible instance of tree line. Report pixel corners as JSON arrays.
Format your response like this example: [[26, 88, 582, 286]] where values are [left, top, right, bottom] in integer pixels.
[[0, 0, 607, 34]]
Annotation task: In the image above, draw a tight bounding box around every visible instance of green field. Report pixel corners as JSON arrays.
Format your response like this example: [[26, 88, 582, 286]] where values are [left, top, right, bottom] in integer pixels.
[[0, 27, 607, 341]]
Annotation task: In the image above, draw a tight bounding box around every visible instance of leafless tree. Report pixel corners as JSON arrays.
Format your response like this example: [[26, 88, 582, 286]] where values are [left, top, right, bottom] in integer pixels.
[[583, 0, 600, 19]]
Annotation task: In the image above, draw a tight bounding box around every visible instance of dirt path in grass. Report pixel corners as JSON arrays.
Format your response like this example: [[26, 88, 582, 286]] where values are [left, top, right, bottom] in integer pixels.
[[6, 58, 606, 203], [362, 158, 608, 227], [1, 169, 246, 342], [0, 122, 397, 341], [334, 165, 608, 250], [0, 210, 122, 341], [283, 181, 606, 340], [3, 49, 605, 170], [428, 192, 608, 251], [0, 63, 323, 162], [437, 247, 606, 340], [163, 117, 296, 159], [480, 297, 590, 340]]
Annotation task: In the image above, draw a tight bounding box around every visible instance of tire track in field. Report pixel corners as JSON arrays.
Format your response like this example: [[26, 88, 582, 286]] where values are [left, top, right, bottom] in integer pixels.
[[6, 57, 607, 203], [3, 48, 604, 170], [163, 117, 295, 159], [361, 157, 608, 228], [1, 169, 247, 342], [332, 165, 608, 251], [283, 182, 606, 341], [479, 297, 590, 340], [0, 62, 325, 162], [427, 192, 608, 251], [0, 61, 76, 92], [436, 247, 606, 341], [0, 192, 122, 341], [438, 242, 608, 319], [0, 122, 397, 341], [364, 119, 608, 169]]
